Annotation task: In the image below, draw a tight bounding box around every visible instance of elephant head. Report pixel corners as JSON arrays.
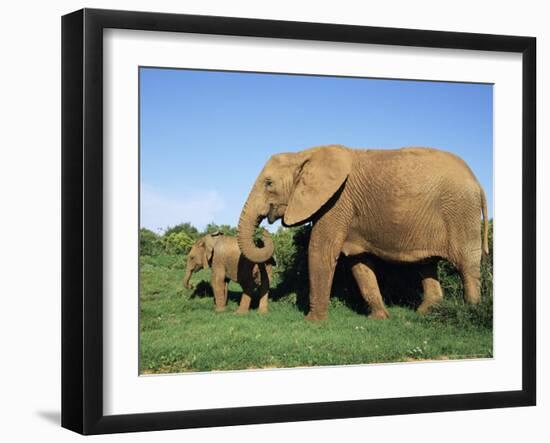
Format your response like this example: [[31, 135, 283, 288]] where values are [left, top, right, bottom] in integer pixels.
[[238, 145, 353, 263], [183, 232, 223, 289]]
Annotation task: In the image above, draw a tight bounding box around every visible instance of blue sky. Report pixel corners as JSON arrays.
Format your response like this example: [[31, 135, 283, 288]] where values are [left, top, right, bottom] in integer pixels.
[[140, 68, 493, 233]]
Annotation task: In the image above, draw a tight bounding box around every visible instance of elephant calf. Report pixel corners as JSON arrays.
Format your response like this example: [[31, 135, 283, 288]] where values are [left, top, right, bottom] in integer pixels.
[[183, 232, 275, 314]]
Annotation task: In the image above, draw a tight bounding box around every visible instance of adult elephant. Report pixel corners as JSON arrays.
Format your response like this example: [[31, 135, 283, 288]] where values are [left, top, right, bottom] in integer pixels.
[[183, 232, 275, 314], [237, 145, 489, 321]]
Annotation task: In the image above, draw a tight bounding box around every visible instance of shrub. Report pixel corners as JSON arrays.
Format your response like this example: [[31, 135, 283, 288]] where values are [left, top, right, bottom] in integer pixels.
[[162, 231, 195, 255], [164, 222, 200, 239], [270, 225, 312, 311], [271, 226, 300, 277], [140, 228, 163, 256], [424, 292, 493, 329]]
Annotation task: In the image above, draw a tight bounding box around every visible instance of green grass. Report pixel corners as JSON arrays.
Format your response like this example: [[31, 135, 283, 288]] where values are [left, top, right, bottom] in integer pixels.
[[140, 255, 493, 373]]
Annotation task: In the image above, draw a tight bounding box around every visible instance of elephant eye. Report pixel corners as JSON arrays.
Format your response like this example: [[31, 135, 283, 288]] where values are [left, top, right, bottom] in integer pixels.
[[265, 178, 273, 187]]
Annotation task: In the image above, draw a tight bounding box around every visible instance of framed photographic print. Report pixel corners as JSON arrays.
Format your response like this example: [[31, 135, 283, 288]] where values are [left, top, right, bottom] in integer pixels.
[[61, 8, 536, 435]]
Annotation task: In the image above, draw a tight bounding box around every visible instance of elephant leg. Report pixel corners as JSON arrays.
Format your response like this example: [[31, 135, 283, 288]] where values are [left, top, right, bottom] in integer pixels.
[[258, 293, 268, 314], [350, 258, 389, 319], [236, 271, 255, 314], [417, 262, 443, 314], [236, 293, 252, 314], [258, 267, 269, 314], [212, 271, 226, 312], [458, 256, 481, 304], [305, 219, 348, 321], [462, 274, 481, 304]]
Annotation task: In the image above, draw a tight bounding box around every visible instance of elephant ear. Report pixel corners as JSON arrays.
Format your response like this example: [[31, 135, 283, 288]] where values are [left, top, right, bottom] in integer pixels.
[[200, 234, 221, 269], [284, 146, 352, 226], [202, 240, 215, 269], [194, 239, 211, 270]]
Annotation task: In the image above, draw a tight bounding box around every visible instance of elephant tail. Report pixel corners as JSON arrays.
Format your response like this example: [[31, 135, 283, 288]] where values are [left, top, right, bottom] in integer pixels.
[[480, 187, 489, 256]]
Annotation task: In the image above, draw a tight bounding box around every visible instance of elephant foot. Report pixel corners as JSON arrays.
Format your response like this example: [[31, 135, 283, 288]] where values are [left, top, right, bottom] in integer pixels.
[[214, 306, 226, 313], [305, 311, 328, 322], [235, 309, 249, 315], [258, 308, 268, 315], [368, 309, 390, 320]]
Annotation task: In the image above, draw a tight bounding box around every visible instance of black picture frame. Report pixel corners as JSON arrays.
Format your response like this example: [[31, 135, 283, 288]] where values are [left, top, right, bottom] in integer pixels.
[[61, 8, 536, 435]]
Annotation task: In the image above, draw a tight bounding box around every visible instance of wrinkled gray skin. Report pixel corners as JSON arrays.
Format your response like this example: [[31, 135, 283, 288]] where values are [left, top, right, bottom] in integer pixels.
[[183, 232, 275, 313], [237, 145, 488, 321]]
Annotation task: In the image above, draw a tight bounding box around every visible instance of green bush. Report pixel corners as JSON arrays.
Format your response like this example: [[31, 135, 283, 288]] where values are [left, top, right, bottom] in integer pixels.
[[140, 221, 242, 258], [141, 223, 199, 257], [140, 228, 163, 256], [424, 291, 493, 329], [269, 225, 311, 309], [162, 231, 195, 255], [164, 222, 200, 239], [271, 226, 301, 278]]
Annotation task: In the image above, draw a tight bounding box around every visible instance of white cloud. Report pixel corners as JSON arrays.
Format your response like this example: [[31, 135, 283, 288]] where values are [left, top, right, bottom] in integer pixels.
[[140, 184, 225, 233]]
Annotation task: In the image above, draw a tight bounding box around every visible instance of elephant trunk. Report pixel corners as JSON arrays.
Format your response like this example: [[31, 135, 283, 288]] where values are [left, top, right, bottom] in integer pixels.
[[237, 189, 274, 264], [183, 264, 193, 289]]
